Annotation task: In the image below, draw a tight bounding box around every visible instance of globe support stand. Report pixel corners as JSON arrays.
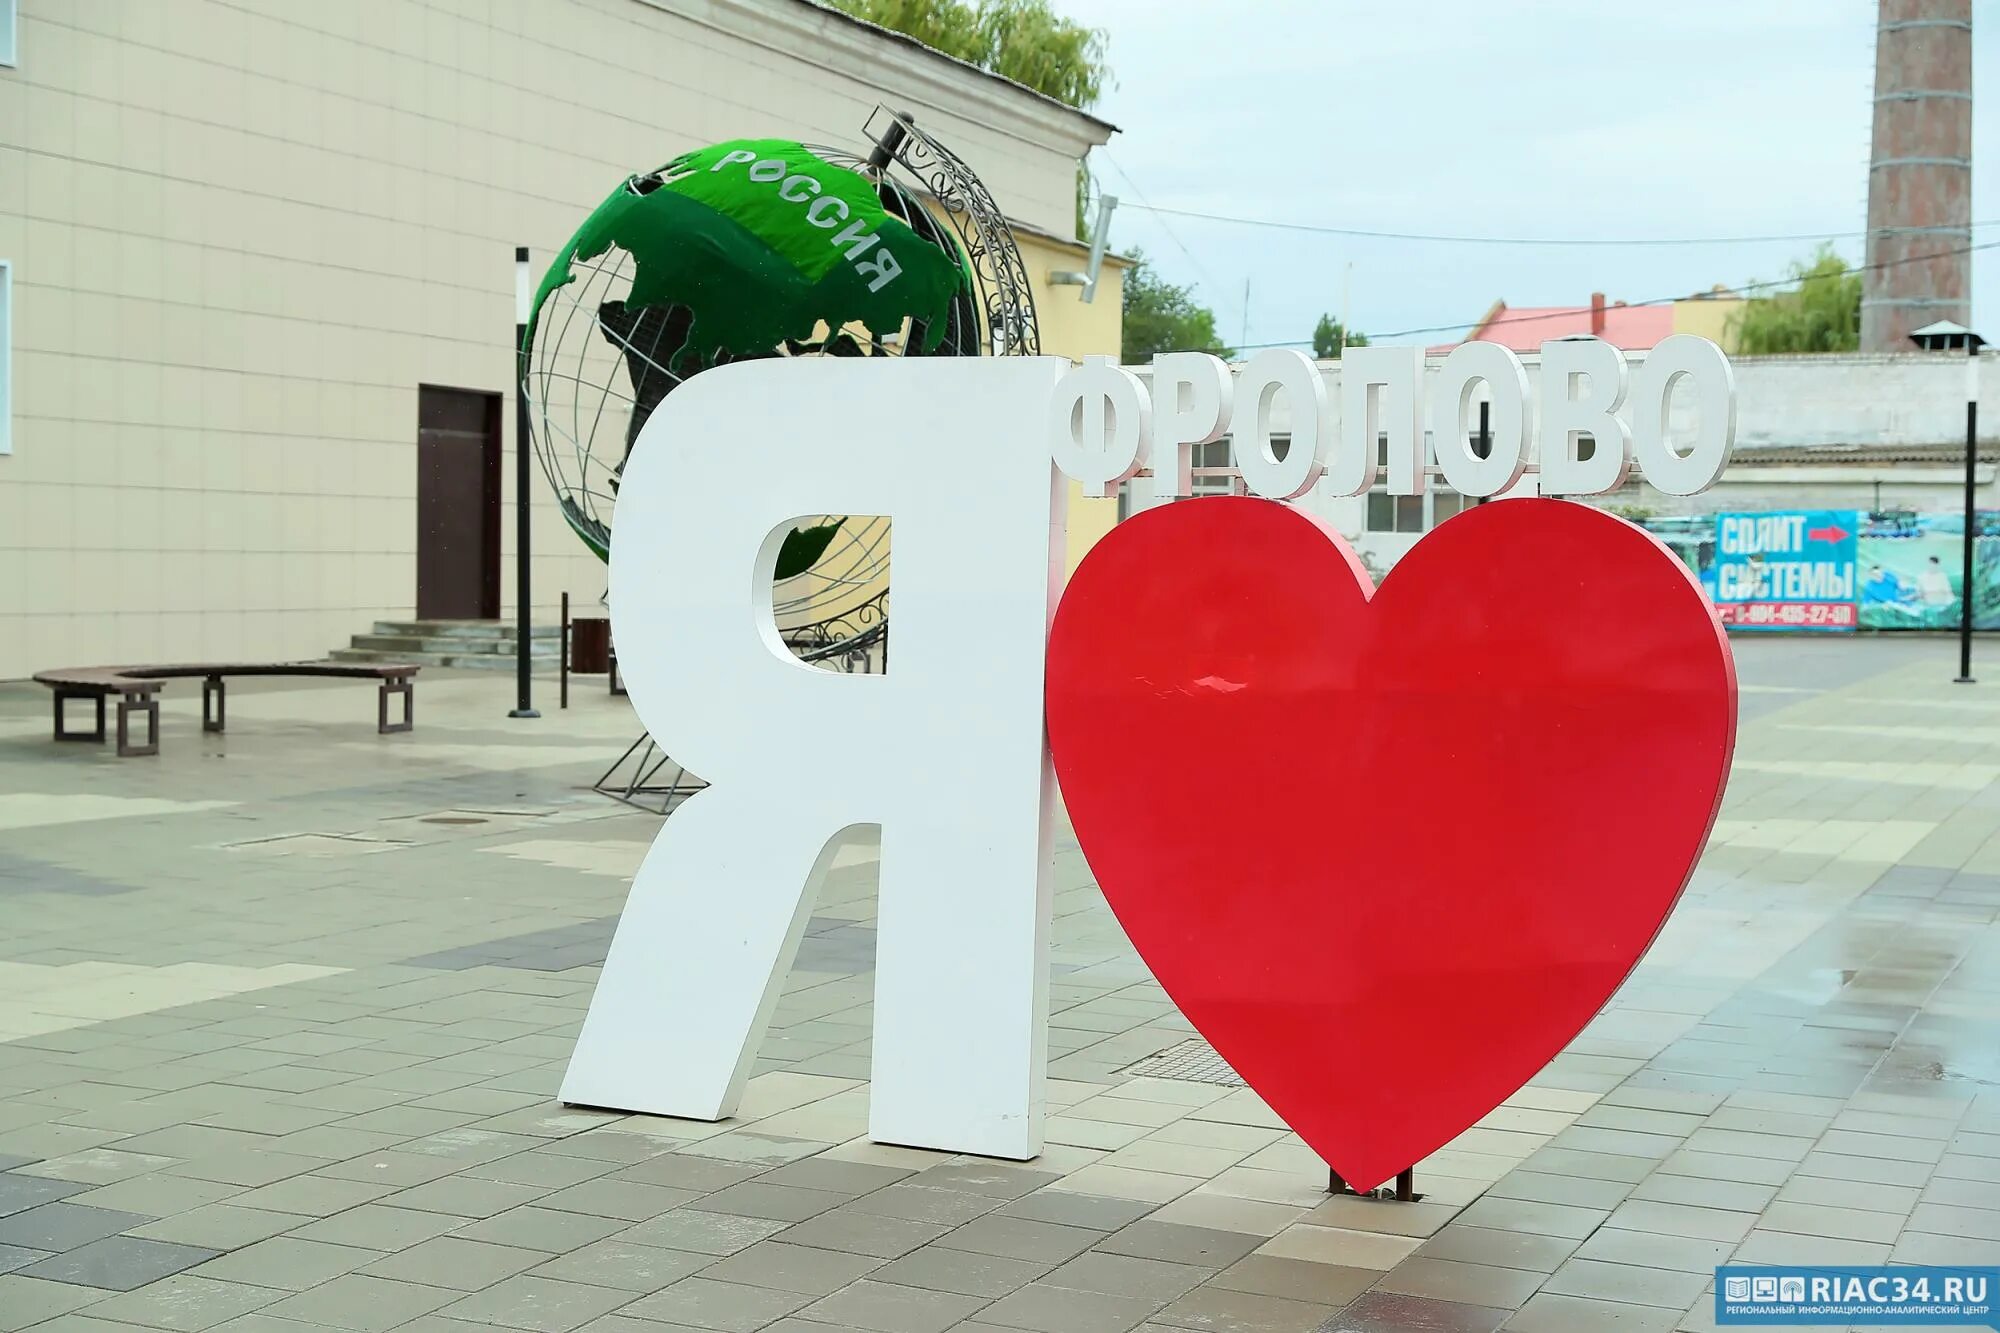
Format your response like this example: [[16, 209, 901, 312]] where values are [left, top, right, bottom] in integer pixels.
[[1327, 1167, 1422, 1203], [593, 735, 705, 816]]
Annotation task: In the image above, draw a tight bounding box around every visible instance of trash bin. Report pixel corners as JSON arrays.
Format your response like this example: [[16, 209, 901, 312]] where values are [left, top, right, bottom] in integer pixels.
[[570, 617, 611, 674]]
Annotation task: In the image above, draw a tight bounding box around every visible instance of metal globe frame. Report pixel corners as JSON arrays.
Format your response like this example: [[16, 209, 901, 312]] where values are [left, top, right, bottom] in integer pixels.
[[523, 109, 1042, 811]]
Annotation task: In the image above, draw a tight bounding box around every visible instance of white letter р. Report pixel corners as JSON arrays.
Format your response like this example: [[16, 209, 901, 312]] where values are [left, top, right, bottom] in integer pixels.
[[560, 356, 1070, 1160], [1147, 352, 1232, 500]]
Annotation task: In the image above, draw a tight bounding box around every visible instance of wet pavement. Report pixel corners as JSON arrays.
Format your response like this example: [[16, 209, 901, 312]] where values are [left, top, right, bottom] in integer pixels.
[[0, 636, 1995, 1333]]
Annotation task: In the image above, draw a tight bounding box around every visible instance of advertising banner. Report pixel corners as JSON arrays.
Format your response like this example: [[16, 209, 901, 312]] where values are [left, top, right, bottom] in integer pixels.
[[1857, 512, 2000, 631], [1710, 511, 1859, 631], [1638, 515, 1718, 603]]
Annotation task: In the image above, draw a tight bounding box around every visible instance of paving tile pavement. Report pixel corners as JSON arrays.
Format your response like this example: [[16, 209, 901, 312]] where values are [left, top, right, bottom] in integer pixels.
[[0, 645, 1998, 1332]]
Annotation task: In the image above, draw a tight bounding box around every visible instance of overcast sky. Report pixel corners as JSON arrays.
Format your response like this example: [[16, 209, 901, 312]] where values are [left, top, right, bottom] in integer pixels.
[[1056, 2, 1996, 351]]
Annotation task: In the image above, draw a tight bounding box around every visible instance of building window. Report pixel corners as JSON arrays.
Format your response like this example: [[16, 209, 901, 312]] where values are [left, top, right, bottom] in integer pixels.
[[1366, 493, 1427, 533], [1192, 437, 1233, 496], [1, 1, 14, 67], [0, 261, 11, 455], [1112, 435, 1289, 518], [1197, 435, 1292, 495], [1365, 486, 1466, 534]]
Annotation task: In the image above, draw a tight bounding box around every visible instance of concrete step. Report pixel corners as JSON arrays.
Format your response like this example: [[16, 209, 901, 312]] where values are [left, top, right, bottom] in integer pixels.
[[331, 647, 559, 672], [371, 619, 561, 642], [350, 633, 563, 657]]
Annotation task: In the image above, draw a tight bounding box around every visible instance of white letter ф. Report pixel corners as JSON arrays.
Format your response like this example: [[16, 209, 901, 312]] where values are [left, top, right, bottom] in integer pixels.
[[1047, 356, 1152, 499], [561, 355, 1071, 1161]]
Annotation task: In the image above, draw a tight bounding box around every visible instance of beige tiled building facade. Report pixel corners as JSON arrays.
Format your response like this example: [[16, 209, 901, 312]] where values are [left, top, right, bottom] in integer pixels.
[[0, 0, 1122, 680]]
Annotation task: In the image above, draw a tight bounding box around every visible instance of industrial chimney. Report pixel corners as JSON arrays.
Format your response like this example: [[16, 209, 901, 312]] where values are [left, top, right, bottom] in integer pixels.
[[1861, 0, 1973, 352]]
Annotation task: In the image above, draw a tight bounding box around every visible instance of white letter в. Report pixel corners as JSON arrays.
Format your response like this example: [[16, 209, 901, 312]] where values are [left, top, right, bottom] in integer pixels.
[[1538, 337, 1631, 496], [561, 356, 1070, 1160]]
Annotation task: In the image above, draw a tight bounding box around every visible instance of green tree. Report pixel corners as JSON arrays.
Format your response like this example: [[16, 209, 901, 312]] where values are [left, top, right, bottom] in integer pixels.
[[828, 0, 1110, 236], [973, 0, 1109, 108], [1122, 250, 1233, 361], [1310, 313, 1368, 359], [1729, 245, 1862, 354], [828, 0, 1109, 108]]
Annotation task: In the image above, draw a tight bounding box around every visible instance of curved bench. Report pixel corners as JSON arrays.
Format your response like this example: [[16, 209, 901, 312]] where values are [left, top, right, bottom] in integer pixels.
[[32, 663, 419, 758]]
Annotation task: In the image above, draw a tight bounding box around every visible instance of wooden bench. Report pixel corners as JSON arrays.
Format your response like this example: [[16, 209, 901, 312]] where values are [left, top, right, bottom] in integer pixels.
[[32, 663, 419, 758]]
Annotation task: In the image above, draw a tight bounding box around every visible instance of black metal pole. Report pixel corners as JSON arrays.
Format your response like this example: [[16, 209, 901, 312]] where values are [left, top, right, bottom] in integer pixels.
[[1474, 401, 1490, 505], [510, 245, 540, 718], [866, 110, 914, 170], [1959, 344, 1978, 684]]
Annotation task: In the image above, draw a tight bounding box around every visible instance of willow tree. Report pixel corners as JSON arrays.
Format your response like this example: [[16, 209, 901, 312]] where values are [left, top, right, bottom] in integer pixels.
[[830, 0, 1109, 106], [828, 0, 1111, 237], [1730, 246, 1862, 354]]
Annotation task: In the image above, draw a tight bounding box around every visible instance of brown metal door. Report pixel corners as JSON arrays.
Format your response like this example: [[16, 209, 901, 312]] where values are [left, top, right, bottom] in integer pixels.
[[416, 386, 501, 620]]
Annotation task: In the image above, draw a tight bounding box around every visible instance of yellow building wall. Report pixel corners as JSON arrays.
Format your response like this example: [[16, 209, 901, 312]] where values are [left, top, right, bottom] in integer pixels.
[[1016, 235, 1127, 577], [1673, 298, 1745, 354]]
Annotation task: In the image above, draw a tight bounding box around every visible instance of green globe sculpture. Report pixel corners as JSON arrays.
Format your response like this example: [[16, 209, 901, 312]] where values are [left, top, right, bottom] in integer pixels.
[[524, 115, 1040, 660]]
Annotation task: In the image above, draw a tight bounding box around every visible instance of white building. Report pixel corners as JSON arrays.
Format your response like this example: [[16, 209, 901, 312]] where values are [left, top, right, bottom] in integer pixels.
[[0, 0, 1124, 680]]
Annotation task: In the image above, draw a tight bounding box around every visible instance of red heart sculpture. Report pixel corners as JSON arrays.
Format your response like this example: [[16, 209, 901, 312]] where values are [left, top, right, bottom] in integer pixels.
[[1045, 497, 1734, 1191]]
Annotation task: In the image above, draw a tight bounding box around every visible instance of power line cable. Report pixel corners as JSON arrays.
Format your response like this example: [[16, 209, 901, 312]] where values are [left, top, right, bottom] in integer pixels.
[[1373, 236, 2000, 340], [1096, 152, 1229, 301], [1197, 236, 2000, 354], [1119, 201, 2000, 248]]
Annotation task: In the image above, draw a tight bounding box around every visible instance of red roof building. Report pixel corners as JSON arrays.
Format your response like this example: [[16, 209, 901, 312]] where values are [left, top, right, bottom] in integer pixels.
[[1428, 291, 1676, 356]]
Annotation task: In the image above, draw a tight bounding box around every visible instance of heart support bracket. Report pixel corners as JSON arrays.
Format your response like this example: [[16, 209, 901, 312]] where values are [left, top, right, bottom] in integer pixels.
[[1327, 1167, 1423, 1203]]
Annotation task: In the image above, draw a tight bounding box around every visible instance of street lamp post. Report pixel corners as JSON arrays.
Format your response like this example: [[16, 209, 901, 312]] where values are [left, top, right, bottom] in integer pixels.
[[510, 246, 540, 719], [1910, 321, 1986, 684]]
